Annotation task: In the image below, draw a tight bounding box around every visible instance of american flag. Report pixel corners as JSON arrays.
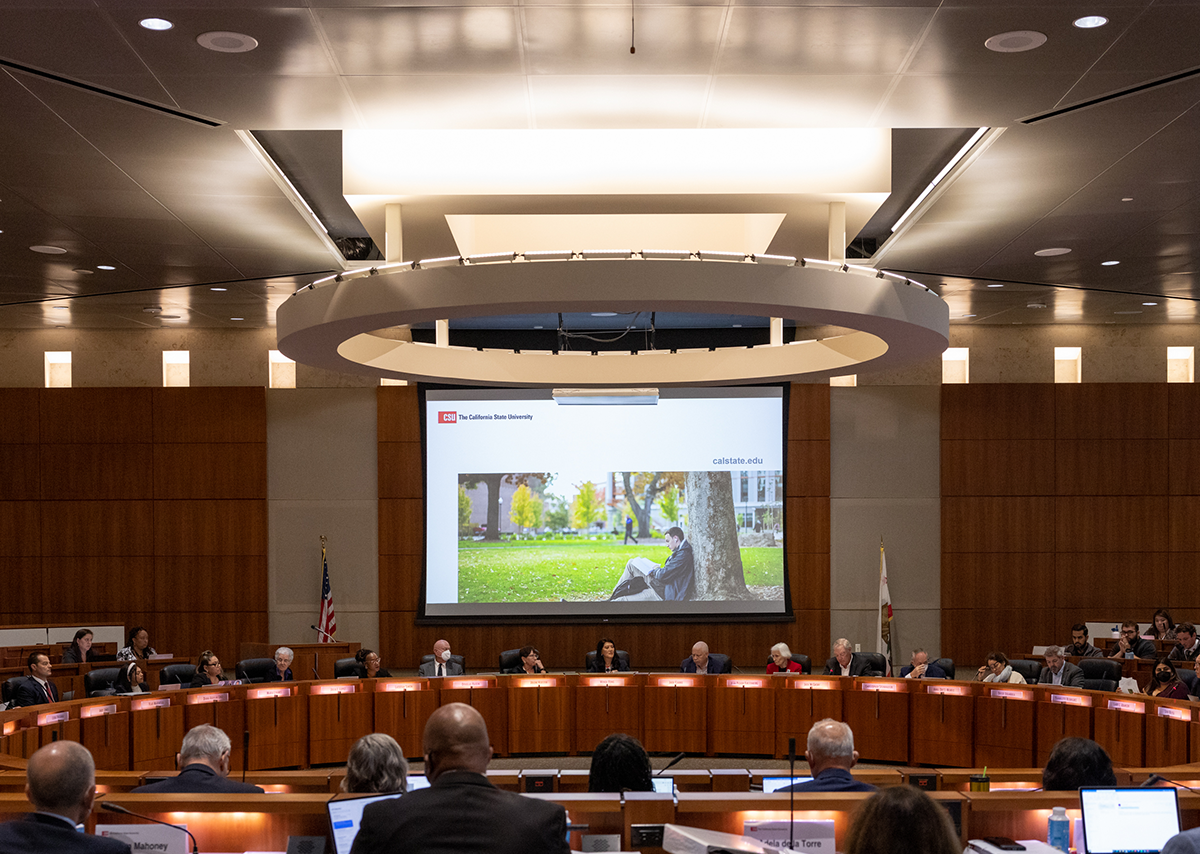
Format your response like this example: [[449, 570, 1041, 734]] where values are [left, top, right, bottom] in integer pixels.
[[317, 543, 337, 642]]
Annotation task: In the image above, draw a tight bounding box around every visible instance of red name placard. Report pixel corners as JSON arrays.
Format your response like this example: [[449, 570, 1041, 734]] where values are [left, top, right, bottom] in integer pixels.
[[1158, 706, 1190, 721], [131, 697, 171, 711], [37, 710, 69, 726], [926, 684, 969, 696], [726, 679, 766, 688], [80, 704, 117, 718], [514, 678, 557, 688], [655, 677, 698, 688], [860, 681, 901, 692], [990, 688, 1033, 701], [313, 683, 356, 695], [246, 686, 291, 700], [1107, 699, 1145, 713], [186, 692, 229, 705], [446, 679, 491, 690], [378, 681, 423, 692], [582, 677, 629, 687], [1050, 693, 1092, 707], [792, 680, 837, 690]]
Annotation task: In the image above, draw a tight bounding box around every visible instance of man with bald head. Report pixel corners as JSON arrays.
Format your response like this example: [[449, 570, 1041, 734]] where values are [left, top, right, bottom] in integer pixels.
[[679, 641, 732, 674], [350, 702, 568, 853], [0, 741, 130, 853], [417, 639, 463, 677], [778, 719, 877, 793]]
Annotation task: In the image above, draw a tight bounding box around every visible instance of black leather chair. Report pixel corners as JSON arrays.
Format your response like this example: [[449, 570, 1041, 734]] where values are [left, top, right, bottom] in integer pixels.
[[934, 657, 955, 679], [236, 658, 277, 683], [419, 653, 466, 673], [83, 667, 122, 697], [858, 652, 889, 677], [1079, 658, 1122, 683], [763, 653, 811, 674], [1009, 659, 1042, 684], [159, 664, 197, 686], [2, 676, 26, 706], [1178, 668, 1198, 696], [498, 649, 522, 673], [680, 653, 732, 674], [584, 649, 632, 672], [1082, 678, 1117, 693], [334, 657, 364, 678]]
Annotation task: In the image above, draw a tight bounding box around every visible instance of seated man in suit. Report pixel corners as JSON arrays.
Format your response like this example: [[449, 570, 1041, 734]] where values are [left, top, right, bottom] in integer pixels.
[[823, 638, 879, 677], [131, 725, 264, 794], [418, 639, 464, 677], [0, 741, 131, 854], [350, 703, 568, 854], [679, 641, 731, 674], [13, 652, 59, 707], [900, 648, 946, 679], [778, 720, 876, 793], [1038, 645, 1085, 687], [1064, 624, 1105, 658], [1107, 620, 1156, 660], [263, 647, 293, 682], [1169, 623, 1200, 663], [608, 526, 695, 602]]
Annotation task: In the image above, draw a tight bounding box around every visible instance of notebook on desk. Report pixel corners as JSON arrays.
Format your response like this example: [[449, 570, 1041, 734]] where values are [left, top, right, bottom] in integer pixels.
[[1080, 787, 1180, 854]]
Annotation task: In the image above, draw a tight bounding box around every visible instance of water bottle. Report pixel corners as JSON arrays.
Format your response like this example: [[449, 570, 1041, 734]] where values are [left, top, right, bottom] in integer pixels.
[[1047, 805, 1070, 852]]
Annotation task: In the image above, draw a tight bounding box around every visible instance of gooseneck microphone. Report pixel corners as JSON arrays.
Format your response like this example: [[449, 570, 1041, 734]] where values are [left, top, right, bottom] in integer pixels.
[[101, 802, 199, 854], [788, 736, 797, 852], [243, 730, 250, 783], [1142, 774, 1200, 793], [654, 752, 686, 777], [310, 625, 337, 642]]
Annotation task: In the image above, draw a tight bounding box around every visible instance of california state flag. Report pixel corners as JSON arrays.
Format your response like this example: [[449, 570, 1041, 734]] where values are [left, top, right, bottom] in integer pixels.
[[877, 540, 893, 675]]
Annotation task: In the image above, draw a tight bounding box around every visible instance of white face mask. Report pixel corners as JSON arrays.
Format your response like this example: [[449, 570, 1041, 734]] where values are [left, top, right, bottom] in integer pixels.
[[440, 649, 452, 662]]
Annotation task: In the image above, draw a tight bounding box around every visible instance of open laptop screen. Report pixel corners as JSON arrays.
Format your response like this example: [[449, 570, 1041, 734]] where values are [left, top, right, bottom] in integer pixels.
[[326, 793, 401, 854], [762, 776, 814, 792], [1080, 787, 1180, 854]]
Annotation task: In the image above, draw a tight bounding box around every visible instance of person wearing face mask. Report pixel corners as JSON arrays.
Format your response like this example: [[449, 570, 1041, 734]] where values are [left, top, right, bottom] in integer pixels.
[[1144, 656, 1189, 700], [418, 639, 463, 677]]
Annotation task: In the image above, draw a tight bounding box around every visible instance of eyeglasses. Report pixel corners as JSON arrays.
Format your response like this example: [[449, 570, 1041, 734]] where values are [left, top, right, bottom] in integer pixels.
[[206, 661, 221, 668]]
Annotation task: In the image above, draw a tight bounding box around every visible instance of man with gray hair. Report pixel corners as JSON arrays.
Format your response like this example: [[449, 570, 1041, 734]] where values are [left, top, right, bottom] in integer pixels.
[[1038, 645, 1085, 687], [131, 724, 264, 793], [265, 646, 294, 682], [0, 741, 130, 853], [823, 638, 880, 677], [778, 719, 877, 793]]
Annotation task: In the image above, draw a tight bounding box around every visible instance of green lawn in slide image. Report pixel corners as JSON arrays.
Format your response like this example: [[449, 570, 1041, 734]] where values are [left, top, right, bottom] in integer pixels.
[[457, 539, 784, 603]]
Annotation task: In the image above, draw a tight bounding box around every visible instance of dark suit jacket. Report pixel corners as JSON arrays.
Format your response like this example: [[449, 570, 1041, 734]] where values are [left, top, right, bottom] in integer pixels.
[[1038, 661, 1085, 688], [899, 663, 948, 679], [650, 539, 695, 601], [261, 667, 292, 682], [779, 768, 877, 793], [679, 654, 732, 674], [12, 676, 57, 707], [823, 654, 878, 677], [586, 656, 630, 672], [418, 660, 464, 677], [349, 770, 569, 854], [0, 812, 131, 854], [130, 763, 264, 794]]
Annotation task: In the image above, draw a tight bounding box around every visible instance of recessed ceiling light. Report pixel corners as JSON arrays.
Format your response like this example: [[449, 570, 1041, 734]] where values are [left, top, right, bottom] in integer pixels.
[[1034, 247, 1071, 257], [984, 30, 1047, 53], [210, 287, 227, 292], [30, 245, 67, 254], [1073, 15, 1108, 28], [591, 312, 618, 317], [1114, 310, 1142, 315], [230, 317, 245, 321], [960, 314, 976, 318], [97, 265, 115, 271], [159, 315, 180, 319], [72, 268, 94, 275], [1027, 303, 1047, 309], [732, 324, 743, 328], [1143, 302, 1158, 306], [197, 31, 259, 53], [53, 306, 68, 310], [142, 307, 162, 314], [533, 325, 543, 329], [987, 283, 1004, 288], [1121, 197, 1133, 202], [139, 17, 173, 31], [1101, 260, 1120, 266]]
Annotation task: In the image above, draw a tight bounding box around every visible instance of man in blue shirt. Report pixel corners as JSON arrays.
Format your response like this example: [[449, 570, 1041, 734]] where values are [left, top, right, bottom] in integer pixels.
[[779, 720, 876, 793]]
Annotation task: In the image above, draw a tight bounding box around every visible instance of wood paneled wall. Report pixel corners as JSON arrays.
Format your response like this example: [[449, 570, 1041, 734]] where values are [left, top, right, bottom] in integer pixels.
[[942, 383, 1200, 664], [0, 387, 267, 667], [377, 384, 831, 671]]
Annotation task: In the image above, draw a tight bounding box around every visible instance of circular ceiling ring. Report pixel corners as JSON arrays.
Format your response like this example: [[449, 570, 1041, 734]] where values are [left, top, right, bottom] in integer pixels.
[[276, 254, 949, 387]]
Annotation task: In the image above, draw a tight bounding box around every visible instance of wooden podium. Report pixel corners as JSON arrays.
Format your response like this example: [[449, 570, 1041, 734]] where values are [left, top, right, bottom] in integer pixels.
[[239, 642, 360, 681]]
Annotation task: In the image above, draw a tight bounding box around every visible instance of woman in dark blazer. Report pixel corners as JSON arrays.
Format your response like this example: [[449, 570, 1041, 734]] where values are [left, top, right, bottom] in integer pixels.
[[587, 638, 629, 673]]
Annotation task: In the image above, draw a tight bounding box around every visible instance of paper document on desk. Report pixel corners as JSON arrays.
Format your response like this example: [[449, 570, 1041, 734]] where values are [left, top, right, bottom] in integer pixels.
[[968, 840, 1061, 854], [98, 823, 188, 854], [662, 823, 784, 853], [744, 819, 835, 850]]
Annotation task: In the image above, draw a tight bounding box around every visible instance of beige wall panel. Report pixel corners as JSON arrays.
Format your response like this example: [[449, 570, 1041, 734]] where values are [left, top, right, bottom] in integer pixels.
[[266, 390, 377, 500], [269, 500, 377, 607], [831, 499, 940, 609], [831, 386, 939, 499], [942, 440, 1055, 496], [1054, 439, 1168, 496]]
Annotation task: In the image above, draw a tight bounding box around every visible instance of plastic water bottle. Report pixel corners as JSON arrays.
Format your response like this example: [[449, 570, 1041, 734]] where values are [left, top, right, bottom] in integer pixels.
[[1048, 805, 1070, 852]]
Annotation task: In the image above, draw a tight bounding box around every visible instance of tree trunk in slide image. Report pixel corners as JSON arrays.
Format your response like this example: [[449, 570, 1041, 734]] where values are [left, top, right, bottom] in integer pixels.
[[685, 470, 750, 600]]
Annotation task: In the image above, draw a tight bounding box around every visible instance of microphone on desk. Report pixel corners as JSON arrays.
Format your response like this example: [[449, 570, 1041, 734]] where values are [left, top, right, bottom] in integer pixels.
[[243, 730, 250, 783], [654, 752, 686, 777], [102, 802, 199, 854], [1142, 774, 1200, 794], [311, 666, 320, 680], [788, 736, 797, 852], [310, 625, 337, 642]]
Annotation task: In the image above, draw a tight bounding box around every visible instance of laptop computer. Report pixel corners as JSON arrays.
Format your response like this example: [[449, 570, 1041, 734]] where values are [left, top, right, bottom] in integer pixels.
[[326, 792, 401, 854], [1080, 787, 1180, 854], [761, 775, 815, 792]]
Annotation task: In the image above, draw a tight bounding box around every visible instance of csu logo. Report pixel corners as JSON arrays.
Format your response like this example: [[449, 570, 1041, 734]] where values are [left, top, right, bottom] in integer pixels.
[[438, 411, 457, 424]]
